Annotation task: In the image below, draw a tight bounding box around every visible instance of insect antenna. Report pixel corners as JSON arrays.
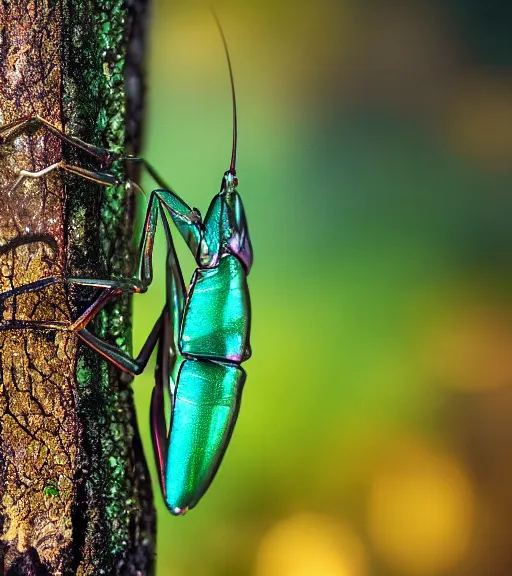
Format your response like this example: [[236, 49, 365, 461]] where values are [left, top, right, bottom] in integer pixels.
[[212, 8, 238, 175]]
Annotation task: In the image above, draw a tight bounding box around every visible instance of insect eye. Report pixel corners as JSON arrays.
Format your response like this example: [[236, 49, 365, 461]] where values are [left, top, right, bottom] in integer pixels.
[[233, 177, 238, 187]]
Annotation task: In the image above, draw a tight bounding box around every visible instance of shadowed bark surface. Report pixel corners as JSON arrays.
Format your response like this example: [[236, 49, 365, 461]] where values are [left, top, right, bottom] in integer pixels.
[[0, 1, 155, 574]]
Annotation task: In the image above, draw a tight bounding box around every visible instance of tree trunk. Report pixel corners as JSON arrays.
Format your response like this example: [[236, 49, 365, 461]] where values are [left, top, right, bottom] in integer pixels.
[[0, 1, 155, 574]]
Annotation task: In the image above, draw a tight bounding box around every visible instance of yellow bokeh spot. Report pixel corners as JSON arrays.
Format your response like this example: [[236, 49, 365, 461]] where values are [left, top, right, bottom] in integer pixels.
[[254, 513, 366, 576], [367, 442, 474, 575]]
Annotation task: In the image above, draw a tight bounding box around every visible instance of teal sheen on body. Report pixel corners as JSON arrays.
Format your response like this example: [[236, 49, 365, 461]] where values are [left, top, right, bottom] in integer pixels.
[[181, 254, 251, 362], [153, 167, 253, 514], [165, 361, 246, 512]]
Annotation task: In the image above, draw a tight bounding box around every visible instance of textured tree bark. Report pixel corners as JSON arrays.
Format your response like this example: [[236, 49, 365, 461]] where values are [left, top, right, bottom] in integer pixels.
[[0, 1, 155, 574]]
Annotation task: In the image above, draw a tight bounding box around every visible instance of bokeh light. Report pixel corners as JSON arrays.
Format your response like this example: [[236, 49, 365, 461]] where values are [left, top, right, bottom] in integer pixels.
[[255, 513, 367, 576], [367, 441, 475, 575]]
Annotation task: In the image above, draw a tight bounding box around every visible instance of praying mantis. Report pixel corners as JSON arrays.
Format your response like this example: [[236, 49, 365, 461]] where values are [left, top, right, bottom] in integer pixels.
[[0, 16, 251, 515]]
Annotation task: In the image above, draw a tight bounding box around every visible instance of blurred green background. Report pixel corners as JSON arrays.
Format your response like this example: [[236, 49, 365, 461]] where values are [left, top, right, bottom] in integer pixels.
[[133, 1, 512, 574]]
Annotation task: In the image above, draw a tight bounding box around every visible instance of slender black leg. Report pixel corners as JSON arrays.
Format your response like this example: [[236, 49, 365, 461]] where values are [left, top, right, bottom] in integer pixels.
[[1, 114, 205, 259], [0, 279, 142, 333], [0, 115, 175, 190], [151, 308, 172, 494], [78, 311, 164, 375], [0, 115, 114, 164], [149, 205, 189, 498], [0, 277, 62, 302], [6, 161, 119, 191]]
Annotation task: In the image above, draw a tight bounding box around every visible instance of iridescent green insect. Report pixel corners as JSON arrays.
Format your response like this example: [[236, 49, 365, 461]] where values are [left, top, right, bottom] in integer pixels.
[[110, 18, 253, 514], [0, 16, 252, 515]]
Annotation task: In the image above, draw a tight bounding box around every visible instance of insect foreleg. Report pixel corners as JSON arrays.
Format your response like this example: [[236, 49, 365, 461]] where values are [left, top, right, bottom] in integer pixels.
[[133, 188, 204, 285], [0, 115, 114, 165], [6, 161, 120, 193], [0, 115, 184, 195], [0, 286, 119, 333], [153, 189, 204, 259], [0, 277, 62, 303], [150, 205, 187, 506], [0, 320, 69, 331], [0, 191, 159, 332], [0, 115, 208, 266], [159, 204, 186, 341]]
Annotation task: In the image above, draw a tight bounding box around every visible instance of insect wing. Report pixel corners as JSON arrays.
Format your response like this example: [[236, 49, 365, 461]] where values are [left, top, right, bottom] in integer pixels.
[[180, 255, 251, 363], [164, 360, 246, 514]]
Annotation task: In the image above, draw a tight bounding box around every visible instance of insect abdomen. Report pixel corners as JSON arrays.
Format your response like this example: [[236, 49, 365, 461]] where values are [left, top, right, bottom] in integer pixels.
[[165, 359, 246, 514], [180, 254, 251, 363]]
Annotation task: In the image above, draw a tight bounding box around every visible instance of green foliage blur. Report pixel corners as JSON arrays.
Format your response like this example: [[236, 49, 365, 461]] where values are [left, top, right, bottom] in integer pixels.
[[133, 1, 512, 574]]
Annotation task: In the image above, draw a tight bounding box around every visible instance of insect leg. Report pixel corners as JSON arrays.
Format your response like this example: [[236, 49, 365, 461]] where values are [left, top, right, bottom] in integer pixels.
[[1, 115, 207, 260], [113, 157, 207, 259], [6, 161, 120, 192], [0, 115, 114, 165], [78, 311, 164, 375], [0, 186, 187, 333], [0, 277, 62, 302], [0, 320, 69, 331], [34, 205, 167, 366], [0, 284, 159, 368], [0, 186, 159, 329], [149, 205, 187, 499], [0, 117, 176, 191], [2, 191, 184, 367]]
